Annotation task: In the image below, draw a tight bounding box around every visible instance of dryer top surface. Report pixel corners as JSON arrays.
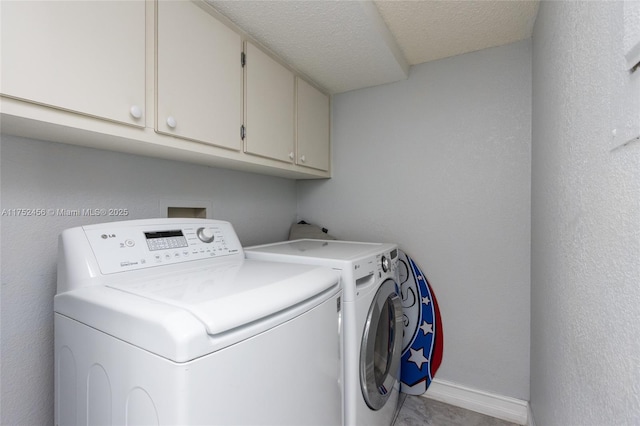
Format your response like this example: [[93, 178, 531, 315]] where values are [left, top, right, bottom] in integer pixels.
[[246, 239, 397, 264]]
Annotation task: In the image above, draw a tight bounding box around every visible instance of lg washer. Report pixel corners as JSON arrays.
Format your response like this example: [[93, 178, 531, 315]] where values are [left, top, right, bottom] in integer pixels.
[[245, 239, 403, 426], [54, 219, 343, 425]]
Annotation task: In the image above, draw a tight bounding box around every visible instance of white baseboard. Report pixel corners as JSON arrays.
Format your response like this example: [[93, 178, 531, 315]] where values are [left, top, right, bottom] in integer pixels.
[[527, 403, 536, 426], [422, 379, 530, 425]]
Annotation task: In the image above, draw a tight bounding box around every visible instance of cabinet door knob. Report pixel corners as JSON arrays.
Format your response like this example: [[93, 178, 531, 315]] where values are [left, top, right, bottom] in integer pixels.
[[300, 155, 306, 163], [166, 116, 177, 129], [289, 152, 294, 161], [129, 105, 143, 119]]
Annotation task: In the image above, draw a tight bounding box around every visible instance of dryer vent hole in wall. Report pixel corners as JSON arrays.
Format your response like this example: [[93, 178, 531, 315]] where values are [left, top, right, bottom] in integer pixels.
[[168, 207, 207, 218]]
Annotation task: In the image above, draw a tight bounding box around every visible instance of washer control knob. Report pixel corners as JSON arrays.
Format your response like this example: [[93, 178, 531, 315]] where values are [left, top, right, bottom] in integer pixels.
[[381, 255, 390, 273], [197, 227, 215, 243]]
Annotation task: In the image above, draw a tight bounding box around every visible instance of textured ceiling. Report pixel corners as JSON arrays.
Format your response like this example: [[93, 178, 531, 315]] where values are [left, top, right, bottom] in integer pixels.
[[375, 0, 539, 65], [206, 0, 539, 94]]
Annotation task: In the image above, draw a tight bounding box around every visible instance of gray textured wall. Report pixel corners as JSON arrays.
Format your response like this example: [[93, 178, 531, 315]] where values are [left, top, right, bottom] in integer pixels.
[[531, 1, 640, 424], [297, 40, 532, 400]]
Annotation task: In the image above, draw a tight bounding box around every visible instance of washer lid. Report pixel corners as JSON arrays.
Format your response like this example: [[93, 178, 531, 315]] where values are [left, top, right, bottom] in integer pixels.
[[106, 259, 339, 336]]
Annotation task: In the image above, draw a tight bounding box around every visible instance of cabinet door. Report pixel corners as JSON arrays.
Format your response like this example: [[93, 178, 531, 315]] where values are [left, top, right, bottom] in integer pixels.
[[296, 78, 330, 171], [156, 1, 242, 151], [0, 1, 145, 127], [244, 42, 295, 163]]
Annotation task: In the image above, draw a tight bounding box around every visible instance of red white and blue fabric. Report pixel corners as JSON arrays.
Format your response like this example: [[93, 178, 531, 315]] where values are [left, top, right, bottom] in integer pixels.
[[398, 250, 443, 395]]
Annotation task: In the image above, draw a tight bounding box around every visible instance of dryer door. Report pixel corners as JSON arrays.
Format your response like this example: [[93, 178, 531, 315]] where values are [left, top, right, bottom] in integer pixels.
[[360, 278, 403, 410]]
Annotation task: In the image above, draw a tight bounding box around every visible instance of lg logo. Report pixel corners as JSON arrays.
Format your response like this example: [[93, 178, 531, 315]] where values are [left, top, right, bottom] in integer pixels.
[[101, 234, 116, 239]]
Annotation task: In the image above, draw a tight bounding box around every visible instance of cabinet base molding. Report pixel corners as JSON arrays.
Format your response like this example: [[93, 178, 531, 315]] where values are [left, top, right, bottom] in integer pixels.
[[1, 99, 330, 180]]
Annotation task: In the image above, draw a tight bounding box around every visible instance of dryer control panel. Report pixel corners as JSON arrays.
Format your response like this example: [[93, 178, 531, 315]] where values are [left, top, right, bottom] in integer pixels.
[[79, 219, 243, 275], [375, 248, 399, 279]]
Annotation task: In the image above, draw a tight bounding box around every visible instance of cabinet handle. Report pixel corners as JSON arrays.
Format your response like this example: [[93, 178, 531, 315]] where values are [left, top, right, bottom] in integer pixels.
[[300, 155, 306, 163], [129, 105, 143, 119], [289, 152, 294, 161], [166, 116, 177, 129]]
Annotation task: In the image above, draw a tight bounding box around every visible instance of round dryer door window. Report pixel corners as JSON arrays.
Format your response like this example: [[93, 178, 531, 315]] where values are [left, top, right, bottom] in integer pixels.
[[360, 278, 403, 410]]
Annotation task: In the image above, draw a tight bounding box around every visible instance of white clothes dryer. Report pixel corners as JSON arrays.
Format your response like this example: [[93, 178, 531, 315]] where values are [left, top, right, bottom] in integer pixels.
[[54, 219, 342, 426], [245, 239, 403, 426]]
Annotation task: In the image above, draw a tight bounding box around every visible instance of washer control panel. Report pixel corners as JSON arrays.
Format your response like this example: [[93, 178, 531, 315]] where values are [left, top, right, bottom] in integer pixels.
[[83, 221, 243, 275]]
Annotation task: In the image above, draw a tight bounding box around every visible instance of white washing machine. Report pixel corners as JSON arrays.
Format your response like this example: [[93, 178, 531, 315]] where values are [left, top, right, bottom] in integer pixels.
[[245, 239, 403, 426], [54, 219, 343, 426]]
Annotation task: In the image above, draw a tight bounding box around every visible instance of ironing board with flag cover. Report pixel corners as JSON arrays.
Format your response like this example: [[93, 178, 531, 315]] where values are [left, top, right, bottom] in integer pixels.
[[398, 249, 443, 394]]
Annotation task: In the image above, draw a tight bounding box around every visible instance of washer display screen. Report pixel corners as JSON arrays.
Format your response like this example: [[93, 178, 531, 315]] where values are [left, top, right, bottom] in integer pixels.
[[144, 230, 187, 251]]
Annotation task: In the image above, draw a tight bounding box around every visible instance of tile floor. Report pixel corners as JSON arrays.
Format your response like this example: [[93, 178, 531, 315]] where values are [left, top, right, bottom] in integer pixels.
[[393, 395, 521, 426]]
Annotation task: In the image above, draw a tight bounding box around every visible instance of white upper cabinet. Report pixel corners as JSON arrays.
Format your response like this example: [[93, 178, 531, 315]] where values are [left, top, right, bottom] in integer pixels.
[[0, 1, 330, 179], [0, 1, 145, 127], [296, 78, 330, 171], [156, 1, 242, 151], [244, 42, 296, 163]]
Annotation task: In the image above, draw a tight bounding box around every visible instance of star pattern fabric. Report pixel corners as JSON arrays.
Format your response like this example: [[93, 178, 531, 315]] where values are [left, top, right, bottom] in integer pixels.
[[400, 250, 443, 395], [408, 347, 429, 369], [420, 321, 433, 335]]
